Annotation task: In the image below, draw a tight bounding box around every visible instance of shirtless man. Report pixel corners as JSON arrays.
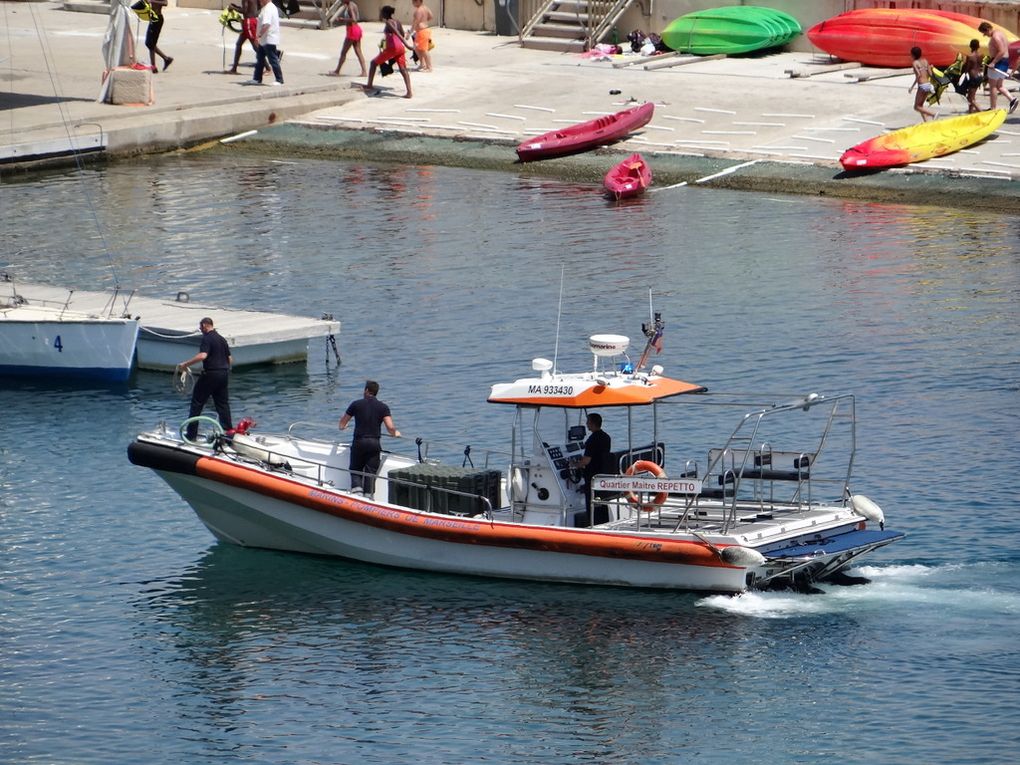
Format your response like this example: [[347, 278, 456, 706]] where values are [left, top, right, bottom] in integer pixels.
[[978, 21, 1018, 113], [908, 47, 936, 122], [227, 0, 259, 75], [410, 0, 434, 73]]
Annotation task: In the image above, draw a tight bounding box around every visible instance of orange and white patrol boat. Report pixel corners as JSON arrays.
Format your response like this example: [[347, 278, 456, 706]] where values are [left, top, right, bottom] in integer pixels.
[[128, 314, 902, 593]]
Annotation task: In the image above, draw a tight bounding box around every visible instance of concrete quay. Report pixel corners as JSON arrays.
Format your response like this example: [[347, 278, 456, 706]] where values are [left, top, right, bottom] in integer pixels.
[[3, 2, 1019, 208]]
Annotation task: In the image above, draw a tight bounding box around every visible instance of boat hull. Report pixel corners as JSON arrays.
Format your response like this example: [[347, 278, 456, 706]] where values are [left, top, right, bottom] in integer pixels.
[[516, 102, 654, 162], [840, 109, 1006, 170], [129, 436, 901, 593], [603, 153, 651, 200], [0, 309, 138, 381], [662, 6, 801, 55], [808, 9, 1018, 68]]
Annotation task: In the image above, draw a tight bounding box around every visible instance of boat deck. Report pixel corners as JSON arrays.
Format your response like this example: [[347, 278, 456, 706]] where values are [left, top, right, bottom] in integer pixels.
[[8, 282, 340, 371]]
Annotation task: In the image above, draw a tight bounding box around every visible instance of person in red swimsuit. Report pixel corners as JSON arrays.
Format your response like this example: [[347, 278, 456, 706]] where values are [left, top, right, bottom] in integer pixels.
[[362, 5, 412, 98], [227, 0, 259, 75], [329, 0, 367, 77]]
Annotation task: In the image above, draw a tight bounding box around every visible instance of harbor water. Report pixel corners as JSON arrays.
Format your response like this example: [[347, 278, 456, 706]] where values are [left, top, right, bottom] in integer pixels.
[[2, 153, 1019, 764]]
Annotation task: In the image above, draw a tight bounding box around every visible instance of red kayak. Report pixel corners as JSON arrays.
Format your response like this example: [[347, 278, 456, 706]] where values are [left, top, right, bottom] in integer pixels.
[[516, 102, 654, 162], [807, 9, 1017, 68], [603, 153, 651, 199]]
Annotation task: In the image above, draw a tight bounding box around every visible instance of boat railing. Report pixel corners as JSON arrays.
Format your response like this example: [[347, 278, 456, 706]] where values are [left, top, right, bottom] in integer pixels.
[[284, 421, 512, 471], [212, 430, 499, 520], [625, 392, 859, 533]]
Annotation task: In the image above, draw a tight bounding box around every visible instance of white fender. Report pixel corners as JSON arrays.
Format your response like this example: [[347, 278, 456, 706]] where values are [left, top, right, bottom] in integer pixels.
[[849, 494, 885, 525], [510, 466, 527, 502], [231, 434, 291, 467], [720, 546, 767, 567]]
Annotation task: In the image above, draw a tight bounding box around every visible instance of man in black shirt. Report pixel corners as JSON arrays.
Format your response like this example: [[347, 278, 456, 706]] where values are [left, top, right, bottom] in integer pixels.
[[339, 380, 401, 497], [572, 413, 612, 524], [179, 317, 233, 442]]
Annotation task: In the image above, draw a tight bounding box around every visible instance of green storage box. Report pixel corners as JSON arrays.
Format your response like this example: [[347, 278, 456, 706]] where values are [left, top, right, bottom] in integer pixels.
[[389, 464, 501, 516]]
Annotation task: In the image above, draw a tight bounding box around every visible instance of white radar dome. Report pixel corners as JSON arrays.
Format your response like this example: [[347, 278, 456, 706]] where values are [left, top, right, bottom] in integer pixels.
[[589, 334, 629, 357]]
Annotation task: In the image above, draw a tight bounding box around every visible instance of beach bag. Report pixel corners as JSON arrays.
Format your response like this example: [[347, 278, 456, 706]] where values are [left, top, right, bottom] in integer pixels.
[[380, 59, 396, 76]]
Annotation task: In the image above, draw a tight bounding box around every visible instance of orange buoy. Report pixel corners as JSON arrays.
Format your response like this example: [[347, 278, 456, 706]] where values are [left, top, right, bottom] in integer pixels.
[[625, 459, 668, 512]]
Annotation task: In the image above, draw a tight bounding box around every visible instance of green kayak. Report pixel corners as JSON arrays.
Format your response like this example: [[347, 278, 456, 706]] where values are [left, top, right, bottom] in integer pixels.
[[661, 6, 802, 55]]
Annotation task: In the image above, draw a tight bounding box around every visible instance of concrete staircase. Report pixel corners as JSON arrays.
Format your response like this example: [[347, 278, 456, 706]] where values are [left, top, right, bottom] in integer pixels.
[[520, 0, 635, 53]]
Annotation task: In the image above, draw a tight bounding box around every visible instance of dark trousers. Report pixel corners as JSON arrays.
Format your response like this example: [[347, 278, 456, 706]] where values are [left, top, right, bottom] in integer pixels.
[[582, 482, 610, 526], [349, 437, 381, 494], [254, 44, 283, 83], [187, 369, 232, 440]]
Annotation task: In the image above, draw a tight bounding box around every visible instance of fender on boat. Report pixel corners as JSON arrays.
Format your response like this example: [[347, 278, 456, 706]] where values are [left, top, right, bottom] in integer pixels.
[[127, 440, 201, 476], [720, 546, 767, 567], [849, 494, 885, 527]]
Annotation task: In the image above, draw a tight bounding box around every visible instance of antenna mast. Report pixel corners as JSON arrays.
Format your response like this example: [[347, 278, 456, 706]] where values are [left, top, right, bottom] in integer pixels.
[[552, 266, 565, 374]]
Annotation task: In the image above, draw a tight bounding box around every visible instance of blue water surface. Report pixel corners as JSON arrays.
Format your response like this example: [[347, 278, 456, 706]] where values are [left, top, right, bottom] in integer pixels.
[[2, 155, 1019, 764]]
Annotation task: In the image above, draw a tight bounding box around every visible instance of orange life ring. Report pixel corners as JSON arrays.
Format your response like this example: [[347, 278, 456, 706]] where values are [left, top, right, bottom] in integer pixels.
[[625, 459, 668, 512]]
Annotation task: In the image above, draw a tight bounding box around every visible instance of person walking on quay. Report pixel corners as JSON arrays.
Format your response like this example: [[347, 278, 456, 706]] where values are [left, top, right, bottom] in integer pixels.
[[329, 0, 367, 77], [908, 46, 937, 122], [338, 380, 401, 498], [362, 5, 412, 98], [410, 0, 434, 73], [143, 0, 173, 73], [979, 21, 1019, 113], [227, 0, 259, 75], [963, 38, 984, 113], [178, 317, 233, 442], [247, 0, 284, 86]]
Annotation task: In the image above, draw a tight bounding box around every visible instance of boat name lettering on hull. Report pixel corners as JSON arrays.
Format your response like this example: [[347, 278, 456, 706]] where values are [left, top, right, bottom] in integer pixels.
[[309, 489, 420, 522], [527, 384, 575, 396]]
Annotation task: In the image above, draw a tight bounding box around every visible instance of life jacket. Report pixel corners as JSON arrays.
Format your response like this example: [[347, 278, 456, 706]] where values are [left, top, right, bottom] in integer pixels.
[[130, 0, 158, 22]]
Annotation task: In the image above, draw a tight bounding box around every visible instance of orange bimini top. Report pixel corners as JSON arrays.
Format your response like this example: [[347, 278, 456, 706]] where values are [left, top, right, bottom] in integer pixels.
[[487, 368, 706, 409]]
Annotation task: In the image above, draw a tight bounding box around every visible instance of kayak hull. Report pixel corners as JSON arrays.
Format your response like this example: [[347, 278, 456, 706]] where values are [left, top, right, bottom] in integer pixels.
[[662, 6, 801, 55], [839, 109, 1006, 170], [808, 9, 1018, 68], [516, 103, 654, 162], [603, 153, 651, 200]]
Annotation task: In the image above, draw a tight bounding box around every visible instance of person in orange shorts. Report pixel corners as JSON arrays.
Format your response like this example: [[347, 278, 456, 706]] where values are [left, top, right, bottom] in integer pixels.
[[411, 0, 434, 72], [363, 5, 412, 98]]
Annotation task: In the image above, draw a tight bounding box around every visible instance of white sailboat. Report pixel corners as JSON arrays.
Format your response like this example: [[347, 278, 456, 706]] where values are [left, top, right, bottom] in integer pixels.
[[0, 278, 138, 382]]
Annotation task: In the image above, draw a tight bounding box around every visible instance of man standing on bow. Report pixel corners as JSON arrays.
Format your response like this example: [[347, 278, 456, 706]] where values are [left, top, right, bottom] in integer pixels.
[[178, 317, 233, 442]]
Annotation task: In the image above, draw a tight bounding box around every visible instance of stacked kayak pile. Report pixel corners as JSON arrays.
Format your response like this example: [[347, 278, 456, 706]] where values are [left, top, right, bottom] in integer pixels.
[[807, 9, 1019, 68], [661, 6, 801, 55]]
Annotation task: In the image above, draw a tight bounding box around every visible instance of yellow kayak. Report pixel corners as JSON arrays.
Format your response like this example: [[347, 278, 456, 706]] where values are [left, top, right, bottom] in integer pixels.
[[840, 110, 1006, 170]]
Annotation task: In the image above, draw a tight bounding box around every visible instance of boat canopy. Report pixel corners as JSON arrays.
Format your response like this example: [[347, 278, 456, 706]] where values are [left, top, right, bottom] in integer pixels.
[[487, 366, 705, 408]]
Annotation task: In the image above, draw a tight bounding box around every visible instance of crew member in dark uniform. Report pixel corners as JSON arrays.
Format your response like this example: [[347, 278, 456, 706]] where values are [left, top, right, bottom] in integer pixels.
[[339, 380, 401, 497], [179, 317, 233, 442], [572, 412, 613, 524]]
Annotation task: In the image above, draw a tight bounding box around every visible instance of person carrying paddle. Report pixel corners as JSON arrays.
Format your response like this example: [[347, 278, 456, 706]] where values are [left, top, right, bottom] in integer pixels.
[[908, 47, 937, 122], [979, 22, 1019, 114]]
